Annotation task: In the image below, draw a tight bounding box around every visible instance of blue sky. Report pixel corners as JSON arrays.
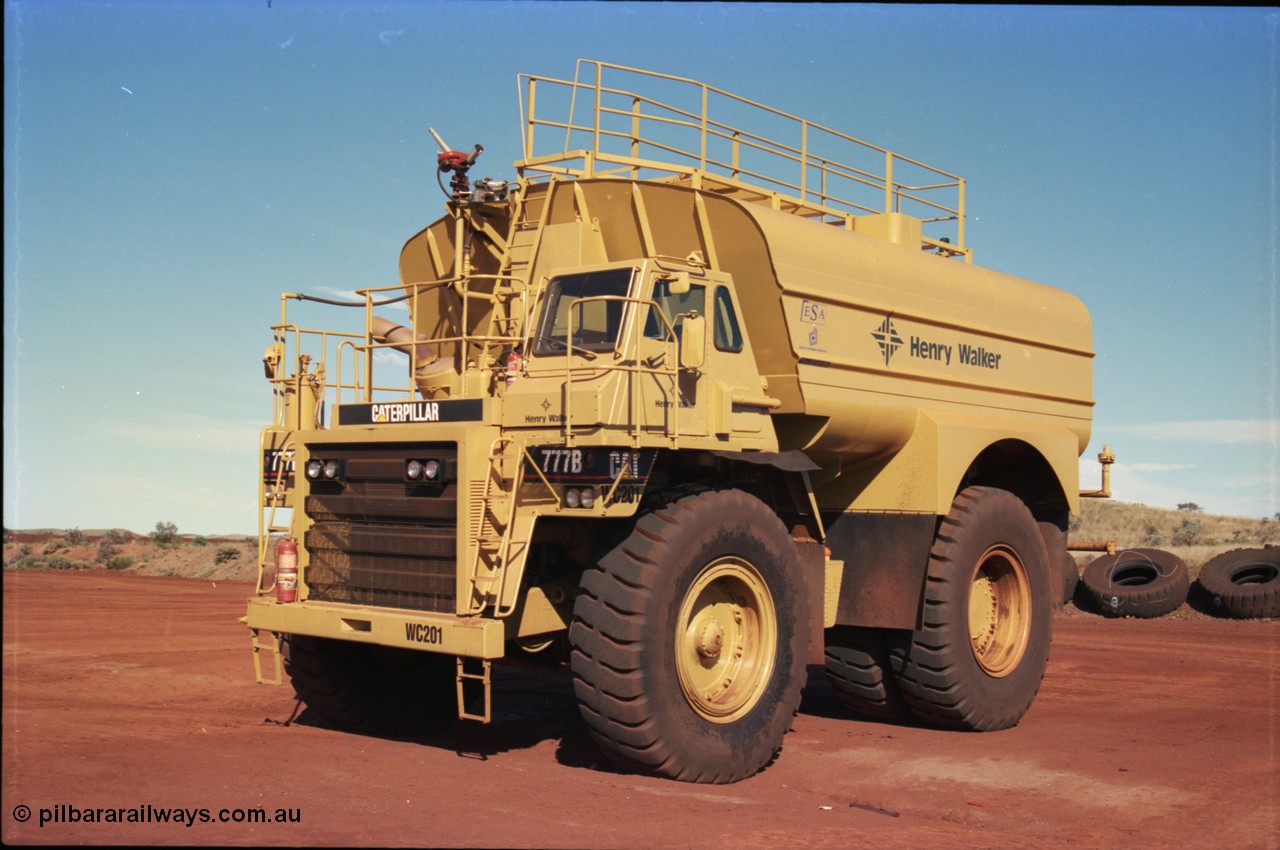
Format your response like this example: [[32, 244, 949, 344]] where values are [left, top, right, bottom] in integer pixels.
[[4, 2, 1277, 533]]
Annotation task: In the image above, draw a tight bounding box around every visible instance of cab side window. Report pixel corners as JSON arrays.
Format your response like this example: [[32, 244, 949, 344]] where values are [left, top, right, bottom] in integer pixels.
[[644, 280, 706, 341], [713, 287, 743, 352]]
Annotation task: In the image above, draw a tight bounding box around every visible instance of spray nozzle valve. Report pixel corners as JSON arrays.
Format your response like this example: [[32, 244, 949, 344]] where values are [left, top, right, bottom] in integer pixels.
[[429, 127, 484, 199]]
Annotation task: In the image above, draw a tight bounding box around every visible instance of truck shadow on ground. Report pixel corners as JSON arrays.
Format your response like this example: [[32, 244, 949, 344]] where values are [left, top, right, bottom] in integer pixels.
[[276, 663, 890, 777], [278, 663, 630, 773]]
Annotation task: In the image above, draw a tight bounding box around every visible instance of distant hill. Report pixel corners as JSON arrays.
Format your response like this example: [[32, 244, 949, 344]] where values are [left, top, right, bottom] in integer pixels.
[[5, 500, 1275, 582], [3, 531, 257, 582], [1071, 500, 1277, 573]]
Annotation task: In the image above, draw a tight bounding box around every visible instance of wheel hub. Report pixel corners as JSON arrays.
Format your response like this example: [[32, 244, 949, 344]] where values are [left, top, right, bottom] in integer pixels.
[[696, 620, 725, 659], [967, 546, 1032, 678], [676, 558, 778, 723]]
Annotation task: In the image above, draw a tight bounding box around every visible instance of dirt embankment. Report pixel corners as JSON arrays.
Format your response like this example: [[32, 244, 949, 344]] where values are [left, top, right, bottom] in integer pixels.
[[4, 532, 259, 583], [3, 569, 1277, 848]]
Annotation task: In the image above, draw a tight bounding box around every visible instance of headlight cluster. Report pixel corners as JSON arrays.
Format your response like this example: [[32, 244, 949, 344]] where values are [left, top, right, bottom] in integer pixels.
[[564, 487, 596, 509], [405, 458, 442, 482], [304, 458, 344, 480]]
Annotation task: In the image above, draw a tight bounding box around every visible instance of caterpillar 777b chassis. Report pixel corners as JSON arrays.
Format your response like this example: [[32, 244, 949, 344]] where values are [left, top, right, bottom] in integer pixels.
[[245, 60, 1100, 784]]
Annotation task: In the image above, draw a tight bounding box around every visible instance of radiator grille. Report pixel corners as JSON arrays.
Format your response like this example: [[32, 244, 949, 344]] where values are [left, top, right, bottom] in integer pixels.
[[303, 443, 457, 613]]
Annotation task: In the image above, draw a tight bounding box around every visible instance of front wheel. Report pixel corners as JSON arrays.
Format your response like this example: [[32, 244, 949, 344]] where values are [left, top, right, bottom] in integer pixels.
[[888, 486, 1052, 731], [284, 635, 456, 735], [569, 488, 810, 784]]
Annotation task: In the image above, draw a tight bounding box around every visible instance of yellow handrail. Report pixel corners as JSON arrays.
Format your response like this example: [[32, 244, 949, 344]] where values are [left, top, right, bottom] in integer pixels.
[[518, 59, 968, 257]]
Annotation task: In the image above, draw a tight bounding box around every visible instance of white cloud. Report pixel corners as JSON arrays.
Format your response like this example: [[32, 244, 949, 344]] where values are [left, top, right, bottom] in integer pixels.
[[1107, 419, 1279, 445], [1124, 462, 1197, 473], [102, 415, 260, 454], [1080, 455, 1277, 518]]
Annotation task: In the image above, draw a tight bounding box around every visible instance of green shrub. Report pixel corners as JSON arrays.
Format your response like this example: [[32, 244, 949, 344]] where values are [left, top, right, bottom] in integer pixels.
[[65, 528, 88, 546], [105, 556, 133, 570], [151, 521, 178, 547], [105, 528, 133, 544], [1171, 517, 1203, 547], [45, 558, 73, 570], [93, 542, 120, 564], [214, 545, 240, 565], [192, 535, 209, 547]]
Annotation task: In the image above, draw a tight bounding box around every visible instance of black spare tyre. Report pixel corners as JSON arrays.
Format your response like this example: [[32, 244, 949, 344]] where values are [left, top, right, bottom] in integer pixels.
[[1196, 547, 1280, 619], [1080, 548, 1188, 618]]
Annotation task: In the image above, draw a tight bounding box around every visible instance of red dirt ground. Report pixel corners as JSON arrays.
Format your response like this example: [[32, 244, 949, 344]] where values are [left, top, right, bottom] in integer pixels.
[[2, 569, 1277, 848]]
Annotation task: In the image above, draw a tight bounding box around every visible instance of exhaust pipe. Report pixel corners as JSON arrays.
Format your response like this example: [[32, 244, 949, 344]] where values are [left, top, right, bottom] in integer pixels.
[[370, 316, 456, 397]]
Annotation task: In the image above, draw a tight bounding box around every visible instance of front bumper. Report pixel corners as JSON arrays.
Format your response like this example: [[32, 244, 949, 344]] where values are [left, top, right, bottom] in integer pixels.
[[244, 596, 506, 659]]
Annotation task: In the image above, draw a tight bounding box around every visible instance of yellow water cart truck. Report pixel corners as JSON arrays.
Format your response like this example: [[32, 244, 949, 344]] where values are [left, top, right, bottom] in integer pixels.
[[246, 60, 1097, 783]]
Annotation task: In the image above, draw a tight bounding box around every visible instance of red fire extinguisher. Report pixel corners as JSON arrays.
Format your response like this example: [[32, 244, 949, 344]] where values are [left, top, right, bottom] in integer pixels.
[[505, 347, 521, 389], [276, 537, 298, 603]]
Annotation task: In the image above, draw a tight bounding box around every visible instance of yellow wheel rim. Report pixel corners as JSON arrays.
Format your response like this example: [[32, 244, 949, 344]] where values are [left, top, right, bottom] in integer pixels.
[[675, 558, 777, 723], [968, 545, 1032, 678]]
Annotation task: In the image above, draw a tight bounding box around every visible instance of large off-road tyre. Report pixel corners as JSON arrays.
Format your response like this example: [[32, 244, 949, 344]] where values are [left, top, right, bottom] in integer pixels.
[[824, 626, 910, 722], [1196, 547, 1280, 619], [1038, 520, 1077, 609], [283, 634, 456, 735], [887, 486, 1052, 732], [1055, 549, 1080, 608], [569, 487, 810, 784], [1080, 549, 1188, 619]]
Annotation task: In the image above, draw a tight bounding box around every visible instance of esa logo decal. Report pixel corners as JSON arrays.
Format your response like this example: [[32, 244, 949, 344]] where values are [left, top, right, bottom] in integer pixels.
[[800, 300, 826, 325], [800, 300, 827, 352]]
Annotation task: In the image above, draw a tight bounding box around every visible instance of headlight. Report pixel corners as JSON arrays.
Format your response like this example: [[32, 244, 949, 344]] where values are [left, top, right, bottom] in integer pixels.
[[565, 488, 581, 509], [579, 487, 595, 508], [305, 459, 323, 480], [323, 460, 341, 479], [406, 458, 442, 482]]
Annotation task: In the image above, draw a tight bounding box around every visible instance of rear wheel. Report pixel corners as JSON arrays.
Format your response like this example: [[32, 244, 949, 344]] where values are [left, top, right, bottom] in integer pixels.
[[569, 488, 809, 784], [824, 626, 909, 722], [284, 635, 455, 734], [888, 486, 1052, 731], [1055, 548, 1080, 608]]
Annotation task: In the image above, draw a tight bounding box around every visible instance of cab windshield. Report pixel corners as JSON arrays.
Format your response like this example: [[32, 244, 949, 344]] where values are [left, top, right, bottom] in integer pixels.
[[531, 268, 634, 357]]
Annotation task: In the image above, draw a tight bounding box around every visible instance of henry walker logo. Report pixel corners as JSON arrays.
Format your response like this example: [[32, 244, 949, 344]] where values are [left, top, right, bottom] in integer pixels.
[[872, 314, 1003, 370], [871, 316, 904, 365]]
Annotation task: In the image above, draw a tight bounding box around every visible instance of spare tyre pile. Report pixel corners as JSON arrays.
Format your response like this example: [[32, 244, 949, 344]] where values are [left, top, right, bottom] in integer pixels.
[[1196, 546, 1280, 619], [1078, 545, 1279, 620]]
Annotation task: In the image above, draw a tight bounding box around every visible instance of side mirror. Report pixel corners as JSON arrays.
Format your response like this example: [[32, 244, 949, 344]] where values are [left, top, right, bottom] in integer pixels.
[[665, 272, 691, 295], [678, 312, 706, 371]]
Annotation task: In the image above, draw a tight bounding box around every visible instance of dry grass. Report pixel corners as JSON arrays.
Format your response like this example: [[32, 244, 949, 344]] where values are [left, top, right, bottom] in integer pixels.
[[3, 532, 258, 582], [1070, 500, 1277, 575]]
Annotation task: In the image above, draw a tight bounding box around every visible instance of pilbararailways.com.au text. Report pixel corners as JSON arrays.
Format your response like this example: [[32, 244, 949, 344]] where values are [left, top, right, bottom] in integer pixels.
[[17, 803, 300, 828]]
